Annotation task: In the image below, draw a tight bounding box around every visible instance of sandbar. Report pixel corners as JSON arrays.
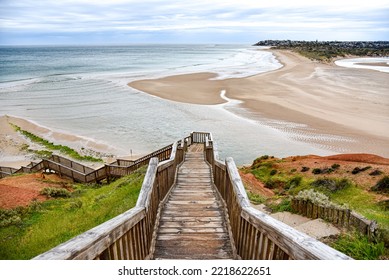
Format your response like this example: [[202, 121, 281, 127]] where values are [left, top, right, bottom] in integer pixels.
[[129, 50, 389, 156]]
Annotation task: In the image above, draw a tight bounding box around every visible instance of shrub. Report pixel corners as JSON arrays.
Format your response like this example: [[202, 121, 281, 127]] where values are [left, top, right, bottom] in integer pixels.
[[312, 167, 334, 174], [264, 178, 285, 189], [301, 166, 310, 172], [331, 163, 340, 170], [286, 176, 302, 190], [372, 176, 389, 193], [312, 168, 322, 174], [311, 178, 352, 192], [40, 187, 71, 198], [0, 209, 23, 227], [270, 169, 277, 176], [369, 169, 383, 176], [295, 189, 347, 209], [352, 166, 371, 174]]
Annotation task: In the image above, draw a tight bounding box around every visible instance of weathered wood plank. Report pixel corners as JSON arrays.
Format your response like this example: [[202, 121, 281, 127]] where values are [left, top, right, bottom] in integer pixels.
[[157, 233, 229, 241], [242, 207, 351, 260], [153, 147, 233, 260], [159, 221, 224, 228]]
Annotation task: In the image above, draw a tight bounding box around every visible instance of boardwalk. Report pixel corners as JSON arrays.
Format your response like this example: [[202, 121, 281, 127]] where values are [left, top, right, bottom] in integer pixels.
[[33, 132, 351, 260], [153, 144, 234, 259]]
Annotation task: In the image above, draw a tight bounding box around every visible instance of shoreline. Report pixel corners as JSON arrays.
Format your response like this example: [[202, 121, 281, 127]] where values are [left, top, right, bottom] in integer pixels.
[[129, 49, 389, 157], [0, 115, 119, 168]]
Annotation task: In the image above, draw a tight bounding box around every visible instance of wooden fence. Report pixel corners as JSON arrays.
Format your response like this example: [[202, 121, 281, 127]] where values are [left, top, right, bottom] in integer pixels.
[[33, 140, 185, 260], [0, 142, 176, 183], [11, 131, 353, 260], [290, 199, 378, 236], [204, 136, 351, 260]]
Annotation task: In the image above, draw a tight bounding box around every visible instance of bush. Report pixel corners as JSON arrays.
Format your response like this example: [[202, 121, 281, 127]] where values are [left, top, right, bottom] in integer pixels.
[[0, 209, 23, 227], [264, 178, 285, 189], [286, 176, 302, 190], [352, 166, 371, 174], [369, 169, 383, 176], [311, 178, 352, 192], [312, 168, 322, 174], [372, 176, 389, 193], [301, 166, 310, 172], [295, 189, 347, 209], [270, 169, 277, 176], [312, 167, 334, 174], [40, 187, 71, 198], [331, 163, 340, 170]]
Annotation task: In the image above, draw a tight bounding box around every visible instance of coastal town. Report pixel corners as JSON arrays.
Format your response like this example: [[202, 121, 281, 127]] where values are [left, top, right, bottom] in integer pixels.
[[254, 40, 389, 61]]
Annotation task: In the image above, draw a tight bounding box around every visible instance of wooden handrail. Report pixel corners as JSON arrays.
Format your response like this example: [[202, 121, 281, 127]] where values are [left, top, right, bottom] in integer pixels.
[[33, 141, 185, 260], [0, 141, 176, 183], [6, 131, 351, 260], [204, 137, 352, 260]]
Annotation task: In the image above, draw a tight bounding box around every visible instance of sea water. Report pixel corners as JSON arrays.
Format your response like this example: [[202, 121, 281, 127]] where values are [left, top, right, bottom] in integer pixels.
[[0, 45, 331, 165]]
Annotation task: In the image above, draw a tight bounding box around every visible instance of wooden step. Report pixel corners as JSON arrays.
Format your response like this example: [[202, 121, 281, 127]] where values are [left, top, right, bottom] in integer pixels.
[[153, 149, 234, 260]]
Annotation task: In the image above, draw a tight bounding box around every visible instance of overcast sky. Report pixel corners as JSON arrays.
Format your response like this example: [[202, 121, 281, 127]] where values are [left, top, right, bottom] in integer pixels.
[[1, 0, 388, 45]]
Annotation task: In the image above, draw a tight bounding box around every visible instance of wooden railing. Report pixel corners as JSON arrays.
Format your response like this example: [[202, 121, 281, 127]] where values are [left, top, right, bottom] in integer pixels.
[[0, 166, 18, 178], [33, 140, 185, 260], [204, 136, 352, 260], [0, 142, 176, 183], [11, 131, 353, 260]]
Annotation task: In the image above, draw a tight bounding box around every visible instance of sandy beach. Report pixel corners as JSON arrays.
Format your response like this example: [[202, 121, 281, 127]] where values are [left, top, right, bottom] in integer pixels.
[[0, 115, 115, 168], [129, 50, 389, 156]]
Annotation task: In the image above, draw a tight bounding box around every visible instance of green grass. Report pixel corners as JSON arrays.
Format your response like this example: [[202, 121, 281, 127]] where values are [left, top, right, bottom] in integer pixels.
[[331, 232, 387, 260], [247, 191, 266, 205], [10, 123, 102, 162], [245, 156, 389, 230], [0, 167, 146, 259], [329, 185, 389, 229]]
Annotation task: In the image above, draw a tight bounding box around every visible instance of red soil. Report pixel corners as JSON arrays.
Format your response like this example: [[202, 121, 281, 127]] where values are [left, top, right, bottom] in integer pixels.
[[0, 173, 71, 209], [241, 153, 389, 201]]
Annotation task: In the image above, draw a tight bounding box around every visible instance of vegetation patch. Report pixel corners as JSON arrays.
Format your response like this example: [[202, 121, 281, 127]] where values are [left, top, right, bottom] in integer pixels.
[[352, 166, 371, 175], [10, 123, 102, 162], [0, 167, 146, 259], [331, 232, 387, 260], [247, 192, 266, 205], [371, 176, 389, 194], [331, 164, 340, 170], [312, 167, 334, 175], [295, 189, 347, 209], [267, 199, 292, 213], [311, 178, 352, 192], [40, 187, 71, 198], [370, 169, 383, 176]]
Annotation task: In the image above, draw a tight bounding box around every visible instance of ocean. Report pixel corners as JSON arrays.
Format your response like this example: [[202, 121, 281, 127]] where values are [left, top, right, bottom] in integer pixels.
[[0, 44, 333, 165]]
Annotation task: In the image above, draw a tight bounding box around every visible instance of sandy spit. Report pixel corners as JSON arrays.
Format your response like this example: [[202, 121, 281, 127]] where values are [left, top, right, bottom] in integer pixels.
[[129, 50, 389, 157]]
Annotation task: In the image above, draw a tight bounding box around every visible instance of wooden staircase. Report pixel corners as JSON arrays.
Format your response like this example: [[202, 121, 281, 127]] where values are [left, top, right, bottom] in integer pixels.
[[153, 144, 234, 259]]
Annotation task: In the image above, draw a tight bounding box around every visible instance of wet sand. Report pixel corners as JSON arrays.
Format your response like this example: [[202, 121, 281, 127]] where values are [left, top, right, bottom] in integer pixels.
[[129, 50, 389, 156], [0, 115, 115, 168]]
